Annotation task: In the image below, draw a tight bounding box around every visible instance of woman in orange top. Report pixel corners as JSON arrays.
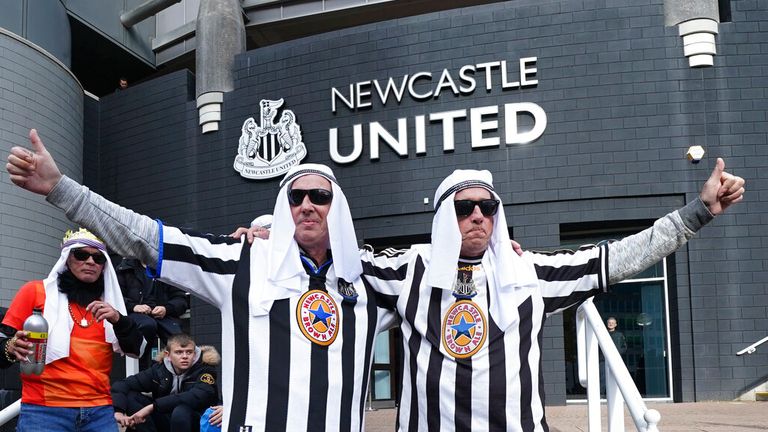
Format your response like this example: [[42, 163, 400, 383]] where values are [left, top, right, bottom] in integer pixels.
[[1, 228, 144, 432]]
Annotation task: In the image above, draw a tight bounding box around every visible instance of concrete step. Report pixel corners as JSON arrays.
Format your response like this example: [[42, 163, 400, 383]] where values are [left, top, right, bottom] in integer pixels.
[[756, 391, 768, 401]]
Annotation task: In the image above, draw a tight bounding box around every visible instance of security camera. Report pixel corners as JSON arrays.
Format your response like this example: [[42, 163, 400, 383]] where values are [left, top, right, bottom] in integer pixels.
[[686, 145, 705, 164]]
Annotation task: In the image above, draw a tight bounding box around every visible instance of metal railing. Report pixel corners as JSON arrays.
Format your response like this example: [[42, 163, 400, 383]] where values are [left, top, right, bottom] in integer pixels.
[[576, 298, 661, 432], [0, 400, 18, 426], [1, 301, 666, 430], [736, 336, 768, 356], [0, 355, 142, 426]]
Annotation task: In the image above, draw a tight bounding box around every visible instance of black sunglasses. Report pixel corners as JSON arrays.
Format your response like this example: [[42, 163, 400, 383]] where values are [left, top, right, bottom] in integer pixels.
[[71, 249, 107, 265], [453, 199, 500, 217], [287, 188, 333, 206]]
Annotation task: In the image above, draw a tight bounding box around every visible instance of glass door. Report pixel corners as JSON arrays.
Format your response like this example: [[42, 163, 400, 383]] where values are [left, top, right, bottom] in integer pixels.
[[564, 259, 673, 400]]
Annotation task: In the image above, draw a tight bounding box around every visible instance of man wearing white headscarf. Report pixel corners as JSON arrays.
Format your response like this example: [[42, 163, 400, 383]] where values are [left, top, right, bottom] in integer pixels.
[[7, 129, 398, 432], [250, 214, 272, 230], [0, 228, 144, 432], [362, 163, 744, 431]]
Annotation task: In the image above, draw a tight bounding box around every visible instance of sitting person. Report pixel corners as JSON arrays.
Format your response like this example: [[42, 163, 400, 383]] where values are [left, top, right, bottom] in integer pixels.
[[115, 257, 188, 367], [112, 333, 219, 431]]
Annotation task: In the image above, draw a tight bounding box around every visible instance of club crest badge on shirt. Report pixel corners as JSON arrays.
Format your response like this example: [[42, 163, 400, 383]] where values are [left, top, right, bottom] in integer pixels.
[[297, 289, 339, 346], [442, 300, 487, 358]]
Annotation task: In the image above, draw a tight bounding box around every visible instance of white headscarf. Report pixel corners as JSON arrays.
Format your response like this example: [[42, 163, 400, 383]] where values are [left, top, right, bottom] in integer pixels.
[[250, 163, 362, 315], [43, 233, 128, 363], [427, 169, 538, 329], [250, 214, 273, 229]]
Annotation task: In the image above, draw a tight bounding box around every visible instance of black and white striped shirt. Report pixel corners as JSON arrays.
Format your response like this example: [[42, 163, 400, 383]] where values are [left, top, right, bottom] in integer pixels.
[[158, 226, 398, 432], [48, 176, 710, 432], [362, 244, 608, 431]]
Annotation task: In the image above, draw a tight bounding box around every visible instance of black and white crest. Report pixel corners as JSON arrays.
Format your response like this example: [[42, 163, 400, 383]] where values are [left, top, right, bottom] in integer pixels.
[[233, 98, 307, 180], [452, 272, 477, 299], [337, 279, 358, 301]]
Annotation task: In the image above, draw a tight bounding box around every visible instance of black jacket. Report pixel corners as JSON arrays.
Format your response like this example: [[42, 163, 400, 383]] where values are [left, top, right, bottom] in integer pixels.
[[111, 345, 220, 414], [115, 258, 188, 317]]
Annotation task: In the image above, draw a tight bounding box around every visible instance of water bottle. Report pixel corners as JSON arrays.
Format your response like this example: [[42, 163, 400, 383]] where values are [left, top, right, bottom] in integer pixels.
[[20, 308, 48, 375]]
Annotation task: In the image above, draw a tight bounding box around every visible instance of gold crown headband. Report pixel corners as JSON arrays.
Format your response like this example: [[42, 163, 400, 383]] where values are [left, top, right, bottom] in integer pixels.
[[61, 228, 106, 251]]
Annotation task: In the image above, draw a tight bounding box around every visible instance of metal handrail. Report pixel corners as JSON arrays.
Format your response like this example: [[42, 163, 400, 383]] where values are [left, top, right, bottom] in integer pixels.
[[0, 400, 19, 425], [576, 298, 661, 432], [736, 336, 768, 356], [0, 352, 143, 427]]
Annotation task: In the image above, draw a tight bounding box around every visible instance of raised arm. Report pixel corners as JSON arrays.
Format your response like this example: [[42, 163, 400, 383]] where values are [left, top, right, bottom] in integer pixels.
[[7, 129, 160, 265], [608, 158, 744, 283], [7, 129, 241, 308]]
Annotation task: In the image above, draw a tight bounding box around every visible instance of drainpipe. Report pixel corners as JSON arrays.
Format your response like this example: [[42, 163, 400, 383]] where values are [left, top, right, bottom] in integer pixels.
[[121, 0, 182, 28]]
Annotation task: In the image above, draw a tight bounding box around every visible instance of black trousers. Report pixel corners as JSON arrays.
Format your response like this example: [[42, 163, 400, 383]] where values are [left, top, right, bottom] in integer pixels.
[[130, 313, 182, 369], [125, 391, 200, 432]]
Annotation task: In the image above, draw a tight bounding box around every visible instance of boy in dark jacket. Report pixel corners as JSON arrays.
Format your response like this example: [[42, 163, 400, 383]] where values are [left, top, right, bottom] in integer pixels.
[[113, 333, 219, 431]]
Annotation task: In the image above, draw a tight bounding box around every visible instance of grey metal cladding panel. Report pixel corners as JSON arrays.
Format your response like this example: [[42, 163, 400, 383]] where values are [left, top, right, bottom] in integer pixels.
[[0, 1, 24, 35], [65, 0, 155, 64], [26, 0, 72, 67], [65, 0, 123, 40], [0, 32, 85, 303]]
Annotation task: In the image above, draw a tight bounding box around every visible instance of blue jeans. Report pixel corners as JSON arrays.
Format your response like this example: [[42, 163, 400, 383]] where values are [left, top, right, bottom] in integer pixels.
[[18, 403, 118, 432]]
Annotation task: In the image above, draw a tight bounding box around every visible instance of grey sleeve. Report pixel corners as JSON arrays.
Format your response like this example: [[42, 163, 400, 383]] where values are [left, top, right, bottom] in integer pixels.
[[608, 197, 714, 284], [45, 175, 161, 266]]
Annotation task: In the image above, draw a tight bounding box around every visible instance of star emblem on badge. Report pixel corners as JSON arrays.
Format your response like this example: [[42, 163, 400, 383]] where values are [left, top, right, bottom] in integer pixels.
[[310, 305, 333, 327], [451, 316, 475, 341]]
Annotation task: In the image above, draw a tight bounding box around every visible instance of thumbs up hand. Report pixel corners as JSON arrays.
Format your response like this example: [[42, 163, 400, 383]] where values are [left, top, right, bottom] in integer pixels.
[[6, 129, 63, 195], [700, 158, 745, 216]]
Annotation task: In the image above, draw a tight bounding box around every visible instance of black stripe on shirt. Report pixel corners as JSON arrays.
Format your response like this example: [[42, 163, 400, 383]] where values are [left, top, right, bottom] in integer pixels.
[[455, 357, 472, 432], [518, 297, 534, 431], [533, 256, 602, 283], [425, 288, 443, 432], [487, 312, 506, 431], [372, 290, 399, 311], [542, 287, 602, 315], [265, 299, 291, 430], [340, 297, 356, 431], [307, 344, 329, 431], [357, 281, 379, 431], [177, 227, 242, 245], [163, 243, 239, 275], [362, 260, 408, 281], [599, 244, 608, 291], [537, 326, 550, 432], [404, 257, 425, 432], [229, 242, 251, 430]]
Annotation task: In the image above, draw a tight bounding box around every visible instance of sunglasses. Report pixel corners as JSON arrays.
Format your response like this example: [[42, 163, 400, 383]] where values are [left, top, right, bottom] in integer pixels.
[[453, 199, 500, 217], [287, 188, 333, 206], [71, 249, 107, 265]]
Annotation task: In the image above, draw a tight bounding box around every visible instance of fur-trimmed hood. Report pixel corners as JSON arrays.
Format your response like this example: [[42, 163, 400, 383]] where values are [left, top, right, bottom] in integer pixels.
[[156, 344, 220, 366]]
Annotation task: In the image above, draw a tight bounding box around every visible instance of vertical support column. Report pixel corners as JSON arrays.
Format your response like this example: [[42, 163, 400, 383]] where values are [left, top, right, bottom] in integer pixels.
[[196, 0, 246, 133]]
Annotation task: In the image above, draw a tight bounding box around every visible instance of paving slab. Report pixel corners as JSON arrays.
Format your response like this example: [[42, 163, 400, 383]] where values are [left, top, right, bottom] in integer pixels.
[[364, 401, 768, 431]]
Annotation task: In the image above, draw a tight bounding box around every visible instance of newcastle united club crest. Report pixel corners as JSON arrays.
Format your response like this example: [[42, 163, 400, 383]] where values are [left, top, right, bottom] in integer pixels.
[[442, 300, 487, 358], [297, 290, 339, 346], [234, 98, 307, 179]]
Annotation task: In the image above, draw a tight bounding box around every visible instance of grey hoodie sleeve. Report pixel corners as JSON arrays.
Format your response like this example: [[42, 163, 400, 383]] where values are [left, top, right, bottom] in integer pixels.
[[608, 198, 713, 284], [46, 175, 161, 267]]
